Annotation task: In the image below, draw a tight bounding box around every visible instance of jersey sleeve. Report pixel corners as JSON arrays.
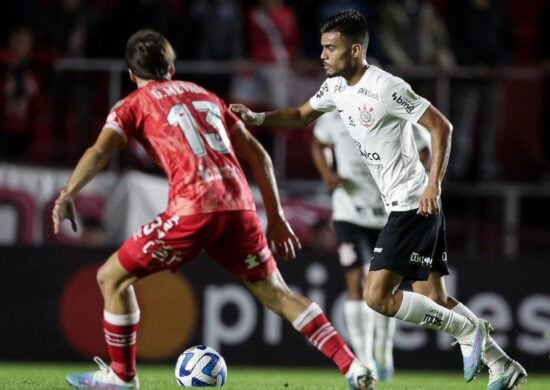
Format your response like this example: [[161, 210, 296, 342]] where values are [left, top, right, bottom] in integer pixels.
[[103, 99, 138, 140], [309, 80, 337, 112], [313, 111, 338, 145], [219, 99, 244, 136], [380, 78, 431, 123]]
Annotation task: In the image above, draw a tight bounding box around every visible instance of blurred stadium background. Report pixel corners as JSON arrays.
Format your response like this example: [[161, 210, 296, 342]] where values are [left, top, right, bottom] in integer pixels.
[[0, 0, 549, 383]]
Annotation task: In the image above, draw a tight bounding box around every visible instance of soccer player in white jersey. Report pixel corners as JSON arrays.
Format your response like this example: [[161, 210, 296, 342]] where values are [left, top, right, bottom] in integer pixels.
[[312, 110, 431, 381], [231, 10, 527, 390]]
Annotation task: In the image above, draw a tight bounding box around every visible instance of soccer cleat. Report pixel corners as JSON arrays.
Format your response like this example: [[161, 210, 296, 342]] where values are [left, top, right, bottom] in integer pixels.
[[453, 318, 491, 382], [375, 363, 394, 382], [346, 359, 376, 390], [487, 359, 527, 390], [65, 356, 140, 389]]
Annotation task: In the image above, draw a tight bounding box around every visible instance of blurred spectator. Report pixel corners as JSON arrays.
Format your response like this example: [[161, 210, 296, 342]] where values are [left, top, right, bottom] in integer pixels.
[[379, 0, 454, 69], [38, 0, 99, 57], [0, 27, 40, 162], [309, 219, 337, 252], [231, 0, 300, 109], [230, 0, 301, 156], [379, 0, 454, 99], [38, 0, 102, 163], [447, 0, 514, 181], [189, 0, 244, 61]]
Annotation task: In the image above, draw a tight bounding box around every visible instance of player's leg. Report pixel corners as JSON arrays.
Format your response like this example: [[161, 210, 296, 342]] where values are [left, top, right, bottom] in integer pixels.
[[413, 273, 527, 389], [207, 211, 374, 389], [365, 210, 490, 382], [334, 222, 375, 373], [372, 310, 395, 381], [96, 252, 140, 382], [65, 252, 141, 389], [66, 212, 204, 389], [243, 269, 375, 389], [343, 267, 376, 371]]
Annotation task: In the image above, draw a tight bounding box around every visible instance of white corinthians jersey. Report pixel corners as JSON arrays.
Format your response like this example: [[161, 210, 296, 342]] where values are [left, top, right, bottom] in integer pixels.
[[310, 65, 431, 212], [314, 110, 387, 228]]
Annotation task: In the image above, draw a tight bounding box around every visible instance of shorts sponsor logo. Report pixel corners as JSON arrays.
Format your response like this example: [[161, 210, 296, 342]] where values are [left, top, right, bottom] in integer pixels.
[[442, 252, 448, 262], [391, 92, 419, 113], [374, 247, 383, 253], [358, 104, 375, 128], [410, 252, 433, 266]]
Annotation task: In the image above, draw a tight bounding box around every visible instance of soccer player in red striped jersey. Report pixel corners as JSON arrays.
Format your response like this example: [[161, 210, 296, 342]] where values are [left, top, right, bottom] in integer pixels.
[[52, 29, 374, 390]]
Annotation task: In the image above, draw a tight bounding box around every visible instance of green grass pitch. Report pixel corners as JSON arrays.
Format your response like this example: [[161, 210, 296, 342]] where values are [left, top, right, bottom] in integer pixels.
[[0, 363, 548, 389]]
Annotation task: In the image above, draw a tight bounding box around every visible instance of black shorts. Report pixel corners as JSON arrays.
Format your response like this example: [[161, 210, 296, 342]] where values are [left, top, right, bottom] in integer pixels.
[[370, 209, 450, 281], [333, 221, 381, 271]]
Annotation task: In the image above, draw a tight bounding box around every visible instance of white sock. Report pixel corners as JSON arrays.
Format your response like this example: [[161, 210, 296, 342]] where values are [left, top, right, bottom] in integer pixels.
[[452, 302, 509, 371], [344, 300, 375, 370], [373, 311, 395, 370], [394, 291, 474, 339]]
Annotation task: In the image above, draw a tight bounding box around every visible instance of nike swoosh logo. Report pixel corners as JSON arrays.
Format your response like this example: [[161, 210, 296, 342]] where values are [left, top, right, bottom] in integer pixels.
[[338, 110, 344, 112]]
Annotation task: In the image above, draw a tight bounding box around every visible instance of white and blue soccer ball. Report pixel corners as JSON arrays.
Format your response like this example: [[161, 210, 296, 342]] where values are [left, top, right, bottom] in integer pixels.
[[175, 345, 227, 387]]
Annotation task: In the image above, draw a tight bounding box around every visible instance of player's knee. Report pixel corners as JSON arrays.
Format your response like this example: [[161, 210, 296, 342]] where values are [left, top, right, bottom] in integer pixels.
[[422, 291, 448, 306], [363, 287, 390, 315], [96, 263, 121, 296]]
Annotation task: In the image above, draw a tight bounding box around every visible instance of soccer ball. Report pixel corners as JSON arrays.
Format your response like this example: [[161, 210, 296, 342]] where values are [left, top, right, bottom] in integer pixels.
[[175, 345, 227, 387]]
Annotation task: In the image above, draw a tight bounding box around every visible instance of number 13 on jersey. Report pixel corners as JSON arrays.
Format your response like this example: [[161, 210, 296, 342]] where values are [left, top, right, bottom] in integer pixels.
[[167, 101, 231, 156]]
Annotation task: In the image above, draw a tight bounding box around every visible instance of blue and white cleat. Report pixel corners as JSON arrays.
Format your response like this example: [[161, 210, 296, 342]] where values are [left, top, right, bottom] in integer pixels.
[[65, 357, 140, 389], [346, 359, 376, 390], [454, 318, 491, 382], [375, 363, 394, 382], [487, 359, 527, 390]]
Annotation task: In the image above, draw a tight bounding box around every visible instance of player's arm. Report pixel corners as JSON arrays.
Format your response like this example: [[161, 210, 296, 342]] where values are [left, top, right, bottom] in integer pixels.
[[52, 128, 125, 233], [229, 100, 323, 128], [311, 136, 342, 190], [230, 122, 301, 260], [417, 105, 453, 216]]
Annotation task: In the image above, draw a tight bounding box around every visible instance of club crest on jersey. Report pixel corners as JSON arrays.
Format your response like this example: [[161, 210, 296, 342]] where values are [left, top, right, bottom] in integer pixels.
[[358, 105, 375, 128]]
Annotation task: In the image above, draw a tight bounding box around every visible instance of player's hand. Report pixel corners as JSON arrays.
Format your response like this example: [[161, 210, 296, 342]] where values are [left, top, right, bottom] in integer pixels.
[[266, 217, 302, 260], [229, 103, 260, 125], [52, 190, 78, 234], [417, 183, 441, 217], [322, 171, 343, 191]]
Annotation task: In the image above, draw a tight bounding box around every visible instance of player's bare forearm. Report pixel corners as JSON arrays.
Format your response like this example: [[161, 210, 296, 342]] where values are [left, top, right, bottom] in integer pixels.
[[263, 107, 315, 128], [62, 146, 111, 197], [231, 123, 284, 219], [61, 128, 124, 197], [230, 102, 322, 129], [311, 138, 341, 190], [418, 105, 453, 186]]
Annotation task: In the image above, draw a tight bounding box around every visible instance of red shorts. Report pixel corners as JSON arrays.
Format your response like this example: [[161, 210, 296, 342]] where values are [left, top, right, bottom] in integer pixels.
[[118, 210, 277, 282]]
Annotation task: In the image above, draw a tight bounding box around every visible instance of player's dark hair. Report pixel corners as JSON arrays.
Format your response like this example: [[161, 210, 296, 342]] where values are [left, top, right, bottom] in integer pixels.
[[320, 9, 369, 48], [125, 29, 176, 81]]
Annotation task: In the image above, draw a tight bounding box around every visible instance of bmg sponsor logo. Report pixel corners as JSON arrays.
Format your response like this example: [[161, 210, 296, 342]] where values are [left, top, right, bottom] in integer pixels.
[[391, 92, 418, 113]]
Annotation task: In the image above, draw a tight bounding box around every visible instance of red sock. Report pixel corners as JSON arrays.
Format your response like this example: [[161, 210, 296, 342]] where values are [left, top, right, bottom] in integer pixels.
[[103, 310, 140, 381], [292, 303, 355, 374]]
